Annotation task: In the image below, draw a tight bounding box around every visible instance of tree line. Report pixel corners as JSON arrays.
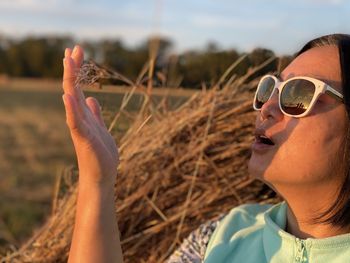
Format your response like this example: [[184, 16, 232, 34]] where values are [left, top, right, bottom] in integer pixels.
[[0, 35, 291, 88]]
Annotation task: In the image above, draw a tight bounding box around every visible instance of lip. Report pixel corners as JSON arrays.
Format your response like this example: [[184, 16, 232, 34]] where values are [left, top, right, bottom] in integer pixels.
[[251, 139, 275, 153]]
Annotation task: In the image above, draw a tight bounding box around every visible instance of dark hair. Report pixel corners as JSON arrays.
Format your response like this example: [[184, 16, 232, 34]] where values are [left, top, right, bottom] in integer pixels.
[[296, 34, 350, 228]]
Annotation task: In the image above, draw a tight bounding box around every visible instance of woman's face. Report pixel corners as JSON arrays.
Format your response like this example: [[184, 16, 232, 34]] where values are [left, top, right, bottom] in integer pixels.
[[248, 45, 348, 189]]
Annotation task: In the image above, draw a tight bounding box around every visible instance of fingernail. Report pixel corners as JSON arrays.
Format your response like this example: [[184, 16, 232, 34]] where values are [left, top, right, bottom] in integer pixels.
[[63, 58, 66, 67], [72, 45, 78, 54], [62, 94, 66, 105]]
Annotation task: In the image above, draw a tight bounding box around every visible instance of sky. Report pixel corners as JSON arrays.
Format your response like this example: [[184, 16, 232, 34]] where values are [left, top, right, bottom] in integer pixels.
[[0, 0, 349, 55]]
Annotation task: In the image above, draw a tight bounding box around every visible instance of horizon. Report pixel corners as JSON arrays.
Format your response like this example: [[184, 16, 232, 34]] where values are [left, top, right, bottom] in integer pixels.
[[0, 0, 349, 55]]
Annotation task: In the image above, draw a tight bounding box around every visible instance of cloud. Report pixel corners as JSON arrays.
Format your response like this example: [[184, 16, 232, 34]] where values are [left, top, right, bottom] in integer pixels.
[[190, 14, 279, 30], [0, 0, 76, 12], [0, 0, 151, 24], [298, 0, 344, 4], [0, 19, 153, 45], [0, 0, 348, 55]]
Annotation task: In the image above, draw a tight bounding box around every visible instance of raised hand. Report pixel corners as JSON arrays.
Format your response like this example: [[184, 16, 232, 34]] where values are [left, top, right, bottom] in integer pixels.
[[62, 46, 119, 186], [64, 46, 123, 263]]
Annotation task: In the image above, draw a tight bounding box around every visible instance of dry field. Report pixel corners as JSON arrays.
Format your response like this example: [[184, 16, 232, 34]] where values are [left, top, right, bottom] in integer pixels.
[[0, 79, 194, 254], [0, 55, 281, 262], [0, 84, 74, 250]]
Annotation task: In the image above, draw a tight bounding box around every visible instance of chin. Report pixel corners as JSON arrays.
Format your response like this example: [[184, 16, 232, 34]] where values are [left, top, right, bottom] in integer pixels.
[[248, 152, 268, 175], [247, 157, 264, 180], [248, 156, 279, 186]]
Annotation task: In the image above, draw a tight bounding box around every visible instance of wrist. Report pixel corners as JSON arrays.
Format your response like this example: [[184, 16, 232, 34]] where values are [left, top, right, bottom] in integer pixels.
[[78, 169, 117, 188], [78, 176, 116, 200]]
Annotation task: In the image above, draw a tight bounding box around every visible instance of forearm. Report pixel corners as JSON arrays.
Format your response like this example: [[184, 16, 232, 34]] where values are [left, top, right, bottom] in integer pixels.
[[68, 179, 123, 263], [63, 45, 122, 262]]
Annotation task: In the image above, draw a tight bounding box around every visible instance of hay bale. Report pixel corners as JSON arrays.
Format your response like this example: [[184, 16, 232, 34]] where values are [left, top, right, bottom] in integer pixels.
[[1, 58, 281, 263]]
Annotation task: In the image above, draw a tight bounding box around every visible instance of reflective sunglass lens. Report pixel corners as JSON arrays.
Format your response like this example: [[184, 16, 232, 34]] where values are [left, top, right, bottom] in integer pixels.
[[255, 77, 275, 109], [280, 79, 315, 115]]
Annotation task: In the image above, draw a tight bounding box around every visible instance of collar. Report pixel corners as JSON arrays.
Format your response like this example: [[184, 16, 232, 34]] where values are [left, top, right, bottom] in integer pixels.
[[263, 201, 350, 262]]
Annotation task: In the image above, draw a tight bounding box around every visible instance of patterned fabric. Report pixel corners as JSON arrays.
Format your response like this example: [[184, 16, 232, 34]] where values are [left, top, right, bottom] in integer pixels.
[[166, 216, 224, 263]]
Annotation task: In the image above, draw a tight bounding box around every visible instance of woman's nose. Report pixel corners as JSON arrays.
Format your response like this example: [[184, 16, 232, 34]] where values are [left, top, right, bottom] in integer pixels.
[[259, 89, 284, 121]]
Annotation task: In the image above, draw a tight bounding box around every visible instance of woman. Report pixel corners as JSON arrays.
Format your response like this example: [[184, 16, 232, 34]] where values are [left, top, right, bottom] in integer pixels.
[[63, 34, 350, 263]]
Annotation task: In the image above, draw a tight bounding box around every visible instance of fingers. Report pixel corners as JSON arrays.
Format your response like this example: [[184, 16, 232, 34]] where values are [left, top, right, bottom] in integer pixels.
[[62, 93, 90, 139], [65, 48, 72, 58], [62, 45, 84, 95], [63, 55, 79, 96], [63, 46, 87, 114], [71, 45, 84, 68], [86, 97, 107, 128]]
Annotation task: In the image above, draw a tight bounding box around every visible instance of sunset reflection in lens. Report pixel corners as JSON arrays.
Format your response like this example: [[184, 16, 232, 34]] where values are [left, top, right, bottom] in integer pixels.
[[281, 79, 315, 115], [255, 77, 275, 109]]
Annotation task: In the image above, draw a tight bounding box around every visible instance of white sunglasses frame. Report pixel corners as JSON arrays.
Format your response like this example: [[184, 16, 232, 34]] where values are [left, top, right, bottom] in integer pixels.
[[253, 74, 344, 118]]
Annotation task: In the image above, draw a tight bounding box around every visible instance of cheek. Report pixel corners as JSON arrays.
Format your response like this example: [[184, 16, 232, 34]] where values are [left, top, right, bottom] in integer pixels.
[[276, 117, 346, 181], [249, 108, 348, 184]]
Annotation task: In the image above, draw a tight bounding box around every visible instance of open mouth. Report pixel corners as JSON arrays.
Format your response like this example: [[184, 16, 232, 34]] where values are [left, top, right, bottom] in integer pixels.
[[256, 135, 275, 145]]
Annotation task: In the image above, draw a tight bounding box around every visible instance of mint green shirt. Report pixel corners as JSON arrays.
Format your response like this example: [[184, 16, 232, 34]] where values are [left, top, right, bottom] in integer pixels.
[[204, 202, 350, 262]]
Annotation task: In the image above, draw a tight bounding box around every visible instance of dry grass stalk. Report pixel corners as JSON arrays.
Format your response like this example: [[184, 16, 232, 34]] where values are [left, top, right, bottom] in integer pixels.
[[1, 57, 281, 263]]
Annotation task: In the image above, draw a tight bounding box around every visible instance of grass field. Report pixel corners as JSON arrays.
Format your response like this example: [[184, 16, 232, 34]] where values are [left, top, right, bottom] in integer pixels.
[[0, 78, 194, 252]]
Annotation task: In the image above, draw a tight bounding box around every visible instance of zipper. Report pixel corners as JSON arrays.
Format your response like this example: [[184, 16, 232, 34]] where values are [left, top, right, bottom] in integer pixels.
[[295, 238, 307, 263]]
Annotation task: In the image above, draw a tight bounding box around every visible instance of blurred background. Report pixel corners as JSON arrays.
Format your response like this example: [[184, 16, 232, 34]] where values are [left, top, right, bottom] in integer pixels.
[[0, 0, 349, 254]]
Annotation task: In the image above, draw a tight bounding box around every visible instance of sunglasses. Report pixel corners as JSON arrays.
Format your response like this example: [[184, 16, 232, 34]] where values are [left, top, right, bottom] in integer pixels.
[[253, 74, 344, 117]]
